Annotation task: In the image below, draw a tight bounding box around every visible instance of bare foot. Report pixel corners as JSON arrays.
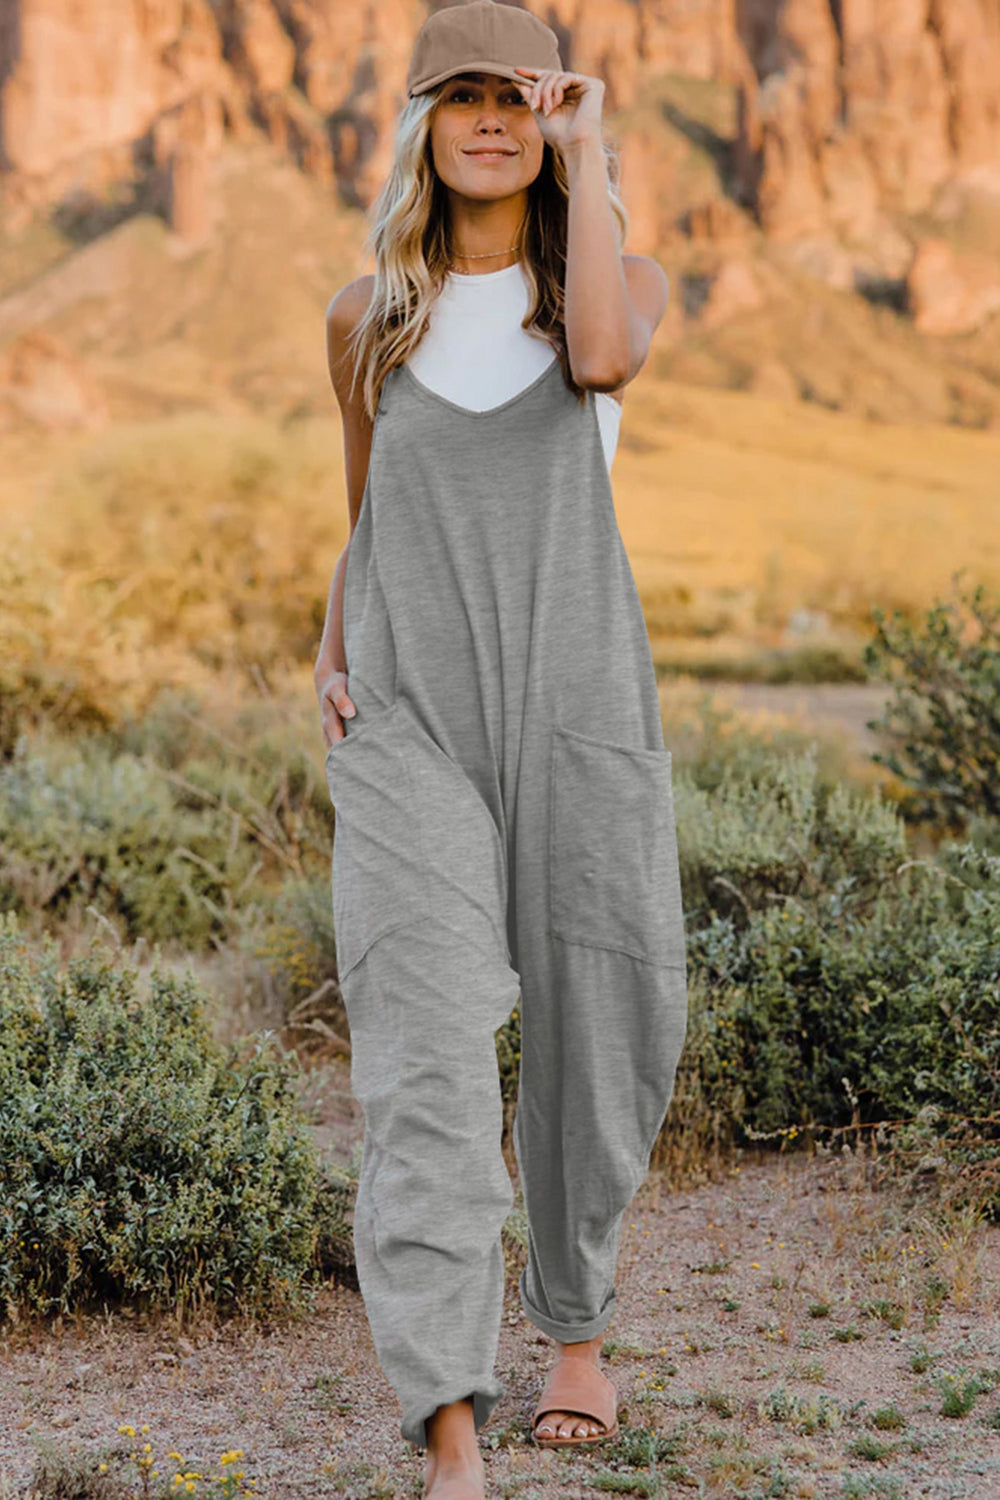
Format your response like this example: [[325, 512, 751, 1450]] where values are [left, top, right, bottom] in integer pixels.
[[533, 1334, 608, 1442], [423, 1452, 486, 1500], [424, 1397, 486, 1499]]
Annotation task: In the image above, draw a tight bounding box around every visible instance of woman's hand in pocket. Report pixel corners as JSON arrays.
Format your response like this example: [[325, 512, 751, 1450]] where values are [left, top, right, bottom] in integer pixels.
[[316, 667, 356, 749]]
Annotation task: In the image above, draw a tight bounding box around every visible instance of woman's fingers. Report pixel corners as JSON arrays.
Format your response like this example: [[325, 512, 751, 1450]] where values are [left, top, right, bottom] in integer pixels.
[[318, 671, 356, 750], [325, 701, 353, 748], [513, 66, 546, 113]]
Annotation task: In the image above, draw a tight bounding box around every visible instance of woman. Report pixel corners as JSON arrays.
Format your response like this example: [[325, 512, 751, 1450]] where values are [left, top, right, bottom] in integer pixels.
[[314, 3, 688, 1496]]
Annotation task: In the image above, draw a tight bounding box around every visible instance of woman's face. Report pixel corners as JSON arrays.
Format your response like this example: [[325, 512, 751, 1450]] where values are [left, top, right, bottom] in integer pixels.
[[429, 72, 544, 198]]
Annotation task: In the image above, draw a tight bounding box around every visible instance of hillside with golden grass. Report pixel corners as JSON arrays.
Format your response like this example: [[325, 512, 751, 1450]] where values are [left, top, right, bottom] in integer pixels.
[[3, 367, 1000, 739]]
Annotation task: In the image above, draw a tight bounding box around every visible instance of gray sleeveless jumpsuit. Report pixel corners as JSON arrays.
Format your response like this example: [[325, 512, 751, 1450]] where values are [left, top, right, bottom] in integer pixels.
[[325, 352, 688, 1451]]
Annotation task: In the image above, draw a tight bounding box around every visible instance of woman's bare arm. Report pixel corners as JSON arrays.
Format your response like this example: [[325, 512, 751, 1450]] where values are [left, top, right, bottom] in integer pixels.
[[314, 272, 376, 747], [562, 130, 669, 391]]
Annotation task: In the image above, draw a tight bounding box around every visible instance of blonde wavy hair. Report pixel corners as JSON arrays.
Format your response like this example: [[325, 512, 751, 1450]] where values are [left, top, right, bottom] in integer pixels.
[[346, 80, 629, 422]]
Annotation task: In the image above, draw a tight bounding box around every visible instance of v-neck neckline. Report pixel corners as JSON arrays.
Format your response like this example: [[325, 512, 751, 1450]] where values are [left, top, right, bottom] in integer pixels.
[[398, 355, 562, 418]]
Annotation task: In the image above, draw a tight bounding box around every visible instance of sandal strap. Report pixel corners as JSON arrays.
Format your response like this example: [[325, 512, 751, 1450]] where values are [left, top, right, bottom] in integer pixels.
[[532, 1358, 617, 1432]]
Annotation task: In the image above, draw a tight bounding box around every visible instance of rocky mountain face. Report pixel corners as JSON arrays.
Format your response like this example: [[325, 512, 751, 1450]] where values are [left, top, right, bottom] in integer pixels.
[[3, 1, 998, 231], [735, 0, 1000, 227], [1, 0, 999, 430]]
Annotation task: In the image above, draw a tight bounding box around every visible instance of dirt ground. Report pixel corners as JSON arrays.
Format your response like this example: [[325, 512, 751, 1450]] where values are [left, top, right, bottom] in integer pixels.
[[3, 1116, 1000, 1500]]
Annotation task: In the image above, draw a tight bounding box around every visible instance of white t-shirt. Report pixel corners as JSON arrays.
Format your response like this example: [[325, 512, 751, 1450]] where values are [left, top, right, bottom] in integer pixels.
[[404, 260, 623, 472]]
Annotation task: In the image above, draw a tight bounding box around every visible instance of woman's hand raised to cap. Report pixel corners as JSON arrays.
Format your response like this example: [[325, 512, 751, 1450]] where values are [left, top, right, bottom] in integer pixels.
[[512, 67, 604, 150]]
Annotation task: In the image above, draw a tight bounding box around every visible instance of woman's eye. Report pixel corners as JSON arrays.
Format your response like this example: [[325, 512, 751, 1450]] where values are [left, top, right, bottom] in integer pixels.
[[449, 89, 526, 105]]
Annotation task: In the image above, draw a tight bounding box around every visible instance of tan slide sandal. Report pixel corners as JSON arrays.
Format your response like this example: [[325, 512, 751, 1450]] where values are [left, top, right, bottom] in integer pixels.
[[531, 1357, 619, 1448]]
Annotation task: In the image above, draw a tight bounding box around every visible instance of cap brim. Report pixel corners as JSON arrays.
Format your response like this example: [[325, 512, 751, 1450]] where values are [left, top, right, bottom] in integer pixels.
[[408, 61, 530, 97]]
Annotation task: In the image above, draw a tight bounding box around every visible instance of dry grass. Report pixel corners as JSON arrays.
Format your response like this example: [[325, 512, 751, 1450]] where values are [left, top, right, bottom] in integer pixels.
[[3, 358, 999, 742], [615, 374, 1000, 649]]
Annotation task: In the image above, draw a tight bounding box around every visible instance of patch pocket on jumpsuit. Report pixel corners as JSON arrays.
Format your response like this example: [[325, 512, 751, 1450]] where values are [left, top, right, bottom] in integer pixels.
[[324, 699, 430, 981], [325, 698, 510, 982], [548, 723, 686, 968]]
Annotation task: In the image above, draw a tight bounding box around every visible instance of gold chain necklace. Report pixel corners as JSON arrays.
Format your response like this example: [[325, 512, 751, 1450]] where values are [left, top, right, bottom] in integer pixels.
[[449, 244, 520, 274]]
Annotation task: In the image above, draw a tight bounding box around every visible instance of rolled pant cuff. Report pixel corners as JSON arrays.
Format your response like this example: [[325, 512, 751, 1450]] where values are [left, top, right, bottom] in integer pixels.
[[402, 1378, 507, 1451], [518, 1268, 617, 1343]]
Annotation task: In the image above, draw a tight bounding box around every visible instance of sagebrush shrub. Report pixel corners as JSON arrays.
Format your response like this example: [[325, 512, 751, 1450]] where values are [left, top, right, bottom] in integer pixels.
[[0, 728, 334, 950], [685, 848, 1000, 1134], [621, 734, 1000, 1204], [864, 572, 1000, 827], [0, 912, 354, 1323]]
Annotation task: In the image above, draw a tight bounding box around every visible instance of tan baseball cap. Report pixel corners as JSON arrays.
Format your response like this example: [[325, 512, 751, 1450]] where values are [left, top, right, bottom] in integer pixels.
[[406, 0, 563, 99]]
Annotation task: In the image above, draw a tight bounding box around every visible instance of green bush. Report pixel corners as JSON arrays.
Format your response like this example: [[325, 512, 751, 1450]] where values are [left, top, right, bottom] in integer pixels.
[[684, 842, 1000, 1135], [864, 572, 1000, 828], [625, 724, 1000, 1204], [0, 912, 354, 1324], [0, 724, 333, 949], [259, 874, 340, 1009], [673, 739, 907, 927]]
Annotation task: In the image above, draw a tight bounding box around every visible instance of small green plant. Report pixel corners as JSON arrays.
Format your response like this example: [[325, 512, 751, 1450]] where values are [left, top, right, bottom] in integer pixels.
[[760, 1384, 843, 1433], [701, 1388, 738, 1417], [692, 1255, 730, 1274], [920, 1274, 950, 1315], [865, 1300, 906, 1331], [586, 1474, 657, 1495], [601, 1338, 649, 1361], [837, 1475, 906, 1498], [746, 1465, 796, 1499], [319, 1458, 395, 1499], [599, 1420, 684, 1470], [848, 1433, 893, 1460], [311, 1369, 352, 1417], [869, 1404, 906, 1431], [938, 1371, 986, 1417]]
